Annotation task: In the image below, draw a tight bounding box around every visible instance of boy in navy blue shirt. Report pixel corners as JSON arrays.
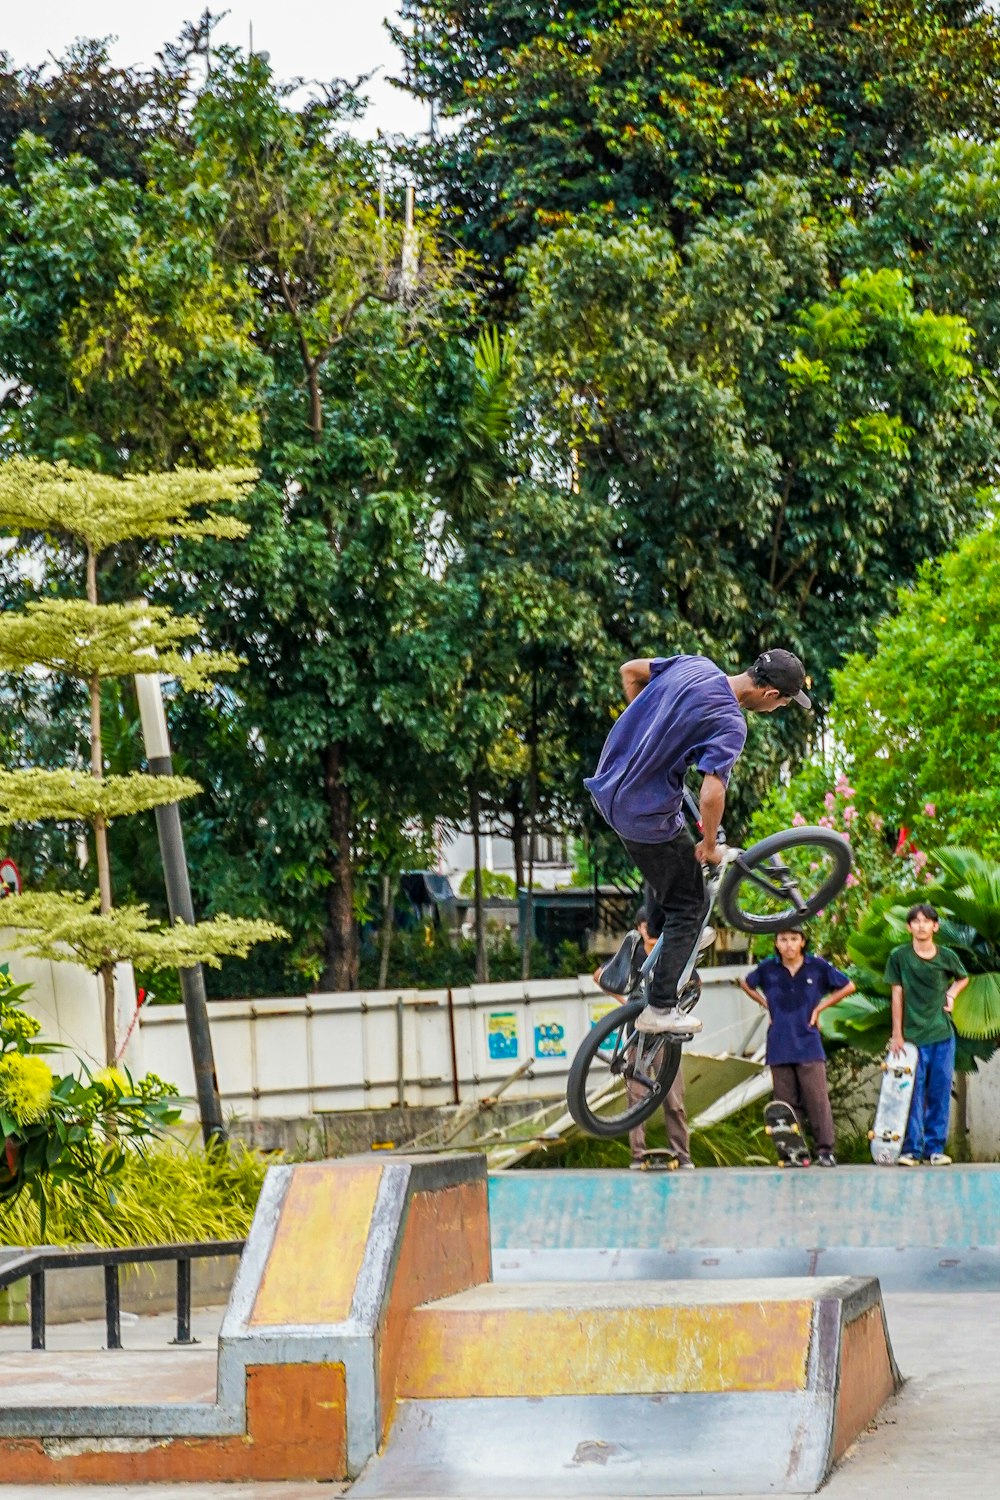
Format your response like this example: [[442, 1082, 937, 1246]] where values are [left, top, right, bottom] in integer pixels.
[[586, 649, 811, 1037], [740, 929, 855, 1166]]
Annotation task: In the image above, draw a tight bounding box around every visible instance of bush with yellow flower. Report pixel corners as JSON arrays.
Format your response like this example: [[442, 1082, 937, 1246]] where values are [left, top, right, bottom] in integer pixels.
[[0, 969, 181, 1228]]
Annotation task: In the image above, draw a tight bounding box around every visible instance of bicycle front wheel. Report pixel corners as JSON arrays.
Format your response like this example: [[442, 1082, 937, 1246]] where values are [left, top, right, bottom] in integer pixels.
[[566, 998, 682, 1139], [717, 826, 852, 934]]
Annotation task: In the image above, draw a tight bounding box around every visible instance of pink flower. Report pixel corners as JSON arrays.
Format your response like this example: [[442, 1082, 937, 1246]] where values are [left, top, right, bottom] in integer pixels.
[[871, 814, 885, 832], [912, 849, 928, 872], [824, 792, 836, 811], [845, 872, 858, 887], [925, 872, 935, 885], [842, 805, 857, 823], [791, 812, 806, 827], [829, 914, 839, 924], [924, 802, 937, 818], [835, 776, 856, 798]]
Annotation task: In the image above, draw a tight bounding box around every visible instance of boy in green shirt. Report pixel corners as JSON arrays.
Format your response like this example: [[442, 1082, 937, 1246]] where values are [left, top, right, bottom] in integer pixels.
[[884, 903, 968, 1166]]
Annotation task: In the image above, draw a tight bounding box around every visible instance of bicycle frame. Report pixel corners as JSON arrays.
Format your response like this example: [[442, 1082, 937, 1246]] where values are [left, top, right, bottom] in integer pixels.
[[633, 784, 812, 1009]]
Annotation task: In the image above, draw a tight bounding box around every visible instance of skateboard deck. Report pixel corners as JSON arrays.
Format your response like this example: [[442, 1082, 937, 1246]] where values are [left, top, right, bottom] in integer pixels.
[[869, 1041, 919, 1165], [764, 1100, 811, 1167], [630, 1149, 679, 1172]]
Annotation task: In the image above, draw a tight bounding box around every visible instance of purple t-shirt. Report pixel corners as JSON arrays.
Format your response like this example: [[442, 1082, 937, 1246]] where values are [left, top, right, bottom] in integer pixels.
[[584, 655, 747, 843], [745, 954, 850, 1065]]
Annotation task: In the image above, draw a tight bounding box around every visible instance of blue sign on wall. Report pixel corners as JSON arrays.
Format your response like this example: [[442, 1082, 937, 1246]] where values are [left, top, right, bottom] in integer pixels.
[[487, 1011, 519, 1061]]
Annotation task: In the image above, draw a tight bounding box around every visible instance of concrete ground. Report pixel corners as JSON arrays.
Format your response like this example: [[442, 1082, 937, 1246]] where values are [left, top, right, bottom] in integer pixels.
[[0, 1290, 993, 1498]]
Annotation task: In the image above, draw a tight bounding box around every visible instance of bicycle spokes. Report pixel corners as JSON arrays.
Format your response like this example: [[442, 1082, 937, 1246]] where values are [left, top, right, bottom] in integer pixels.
[[727, 837, 847, 926]]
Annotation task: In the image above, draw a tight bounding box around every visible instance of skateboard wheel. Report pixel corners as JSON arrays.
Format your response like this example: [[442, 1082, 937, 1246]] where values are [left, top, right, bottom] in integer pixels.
[[765, 1125, 774, 1135], [867, 1130, 875, 1140]]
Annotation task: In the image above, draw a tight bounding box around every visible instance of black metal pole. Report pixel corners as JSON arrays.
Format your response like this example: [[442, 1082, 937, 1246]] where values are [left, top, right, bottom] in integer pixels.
[[104, 1264, 121, 1349], [148, 752, 226, 1146], [29, 1270, 45, 1350], [171, 1256, 197, 1345]]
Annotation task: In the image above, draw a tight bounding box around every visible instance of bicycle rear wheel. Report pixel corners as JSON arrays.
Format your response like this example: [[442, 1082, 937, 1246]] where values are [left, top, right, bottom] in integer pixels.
[[566, 998, 682, 1139], [717, 826, 852, 934]]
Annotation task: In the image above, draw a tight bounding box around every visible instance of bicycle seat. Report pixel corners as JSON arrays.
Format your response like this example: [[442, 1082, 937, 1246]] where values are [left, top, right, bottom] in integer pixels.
[[596, 930, 644, 995]]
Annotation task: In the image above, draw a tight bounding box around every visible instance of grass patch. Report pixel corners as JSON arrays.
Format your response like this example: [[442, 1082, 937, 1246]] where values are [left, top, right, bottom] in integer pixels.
[[0, 1141, 267, 1248]]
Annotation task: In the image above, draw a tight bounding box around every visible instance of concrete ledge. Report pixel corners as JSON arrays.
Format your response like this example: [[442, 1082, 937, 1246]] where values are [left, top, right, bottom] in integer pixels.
[[493, 1244, 1000, 1292], [0, 1155, 489, 1484], [356, 1274, 899, 1497], [489, 1164, 1000, 1256]]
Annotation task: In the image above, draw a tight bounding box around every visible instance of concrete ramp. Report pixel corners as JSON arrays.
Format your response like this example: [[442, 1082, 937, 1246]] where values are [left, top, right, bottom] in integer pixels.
[[352, 1274, 899, 1497], [0, 1158, 899, 1492]]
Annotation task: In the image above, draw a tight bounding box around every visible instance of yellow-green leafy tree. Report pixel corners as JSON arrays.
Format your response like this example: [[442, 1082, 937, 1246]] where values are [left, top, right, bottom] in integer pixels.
[[0, 459, 285, 1061]]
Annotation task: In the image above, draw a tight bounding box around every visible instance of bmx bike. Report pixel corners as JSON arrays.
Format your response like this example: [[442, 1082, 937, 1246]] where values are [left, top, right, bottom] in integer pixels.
[[565, 795, 852, 1139]]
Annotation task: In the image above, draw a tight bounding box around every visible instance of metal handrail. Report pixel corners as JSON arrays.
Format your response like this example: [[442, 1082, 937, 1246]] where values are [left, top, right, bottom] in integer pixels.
[[0, 1240, 245, 1352]]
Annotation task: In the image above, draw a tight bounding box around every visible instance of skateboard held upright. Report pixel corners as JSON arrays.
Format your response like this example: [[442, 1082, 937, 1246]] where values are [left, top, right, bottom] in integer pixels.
[[764, 1100, 811, 1167], [869, 1042, 919, 1165]]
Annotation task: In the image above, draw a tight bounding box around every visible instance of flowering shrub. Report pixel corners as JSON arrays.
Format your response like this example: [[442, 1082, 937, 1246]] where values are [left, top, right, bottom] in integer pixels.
[[748, 768, 936, 966], [0, 968, 182, 1228]]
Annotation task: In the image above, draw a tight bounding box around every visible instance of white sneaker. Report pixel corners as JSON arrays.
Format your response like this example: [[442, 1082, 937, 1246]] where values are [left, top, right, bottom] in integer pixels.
[[928, 1152, 952, 1166], [635, 1006, 703, 1035]]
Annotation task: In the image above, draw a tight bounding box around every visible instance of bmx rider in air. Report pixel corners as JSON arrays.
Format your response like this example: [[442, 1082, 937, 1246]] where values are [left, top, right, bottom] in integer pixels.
[[585, 650, 811, 1036]]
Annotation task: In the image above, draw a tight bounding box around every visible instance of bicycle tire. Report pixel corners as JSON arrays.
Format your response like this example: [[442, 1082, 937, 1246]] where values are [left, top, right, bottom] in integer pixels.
[[566, 998, 682, 1139], [717, 826, 852, 934]]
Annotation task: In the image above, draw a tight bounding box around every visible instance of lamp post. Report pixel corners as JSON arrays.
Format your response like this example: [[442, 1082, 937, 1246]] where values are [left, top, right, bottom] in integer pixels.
[[135, 671, 227, 1146]]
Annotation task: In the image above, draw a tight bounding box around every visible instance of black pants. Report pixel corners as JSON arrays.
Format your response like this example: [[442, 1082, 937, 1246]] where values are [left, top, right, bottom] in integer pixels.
[[771, 1063, 835, 1154], [622, 828, 709, 1008]]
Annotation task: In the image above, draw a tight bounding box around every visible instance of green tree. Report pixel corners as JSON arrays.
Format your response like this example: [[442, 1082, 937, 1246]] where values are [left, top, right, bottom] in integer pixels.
[[846, 135, 1000, 376], [0, 460, 282, 1061], [393, 0, 1000, 291], [0, 36, 190, 185], [0, 133, 264, 472], [515, 180, 995, 810], [822, 520, 1000, 855], [144, 52, 490, 989]]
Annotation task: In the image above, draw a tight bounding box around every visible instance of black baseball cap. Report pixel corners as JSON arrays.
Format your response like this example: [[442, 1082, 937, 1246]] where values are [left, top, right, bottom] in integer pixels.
[[754, 649, 811, 709]]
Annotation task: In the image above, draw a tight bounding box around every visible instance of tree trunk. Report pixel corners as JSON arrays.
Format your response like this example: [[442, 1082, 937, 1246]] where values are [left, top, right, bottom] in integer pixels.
[[511, 802, 526, 892], [321, 742, 357, 990], [470, 780, 489, 984], [378, 871, 396, 990], [521, 673, 538, 981], [87, 547, 116, 1064]]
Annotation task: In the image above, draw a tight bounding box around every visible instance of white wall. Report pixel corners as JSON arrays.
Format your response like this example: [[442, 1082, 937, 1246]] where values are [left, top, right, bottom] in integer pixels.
[[965, 1050, 1000, 1161], [436, 825, 574, 894], [0, 929, 139, 1072], [135, 966, 762, 1122]]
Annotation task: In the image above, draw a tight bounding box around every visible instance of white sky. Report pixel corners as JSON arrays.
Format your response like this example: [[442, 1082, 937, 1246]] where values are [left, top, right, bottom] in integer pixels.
[[0, 3, 429, 139]]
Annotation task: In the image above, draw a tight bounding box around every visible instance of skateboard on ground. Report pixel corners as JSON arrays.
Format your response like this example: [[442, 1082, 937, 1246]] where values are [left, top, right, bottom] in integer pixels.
[[764, 1101, 811, 1167], [869, 1041, 919, 1165], [630, 1149, 679, 1172]]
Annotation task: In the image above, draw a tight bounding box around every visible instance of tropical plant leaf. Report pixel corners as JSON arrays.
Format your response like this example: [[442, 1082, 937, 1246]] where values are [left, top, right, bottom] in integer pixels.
[[953, 972, 1000, 1040], [820, 991, 891, 1052]]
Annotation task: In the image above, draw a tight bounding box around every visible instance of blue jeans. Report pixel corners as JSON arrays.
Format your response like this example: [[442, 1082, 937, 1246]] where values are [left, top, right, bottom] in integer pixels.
[[902, 1034, 956, 1158]]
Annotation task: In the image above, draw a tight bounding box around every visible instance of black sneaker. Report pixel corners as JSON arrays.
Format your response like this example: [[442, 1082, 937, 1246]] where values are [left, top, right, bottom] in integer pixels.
[[596, 931, 644, 995], [817, 1150, 837, 1167]]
